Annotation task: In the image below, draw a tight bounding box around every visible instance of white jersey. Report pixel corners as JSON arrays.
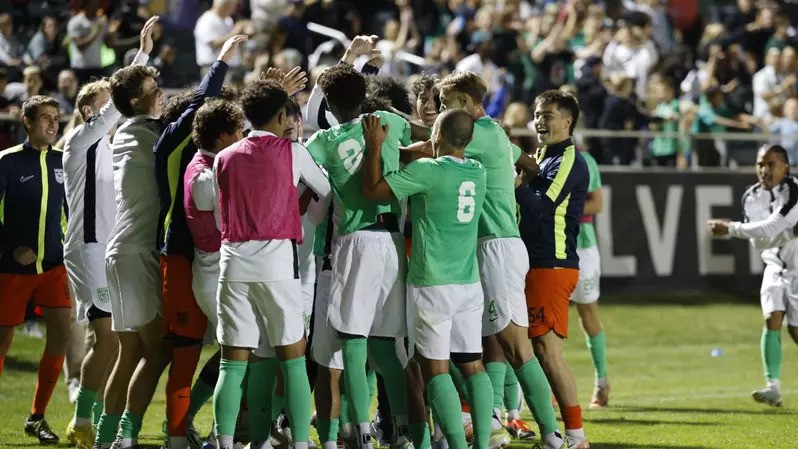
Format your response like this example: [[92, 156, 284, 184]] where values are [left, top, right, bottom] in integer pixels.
[[106, 115, 163, 256], [731, 178, 798, 275]]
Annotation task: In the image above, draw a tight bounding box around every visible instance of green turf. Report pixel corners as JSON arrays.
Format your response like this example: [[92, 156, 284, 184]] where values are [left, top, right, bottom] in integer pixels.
[[1, 295, 797, 448]]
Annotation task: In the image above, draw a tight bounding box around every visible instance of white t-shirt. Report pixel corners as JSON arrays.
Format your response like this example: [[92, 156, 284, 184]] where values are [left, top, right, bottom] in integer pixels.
[[189, 149, 222, 294], [455, 54, 501, 93], [194, 10, 239, 67], [214, 130, 330, 282], [753, 65, 779, 118], [67, 13, 105, 69], [106, 115, 162, 256]]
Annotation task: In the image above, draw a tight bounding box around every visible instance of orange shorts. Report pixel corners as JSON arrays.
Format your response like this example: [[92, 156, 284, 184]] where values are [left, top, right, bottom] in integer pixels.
[[525, 268, 579, 339], [161, 254, 207, 341], [0, 265, 71, 327]]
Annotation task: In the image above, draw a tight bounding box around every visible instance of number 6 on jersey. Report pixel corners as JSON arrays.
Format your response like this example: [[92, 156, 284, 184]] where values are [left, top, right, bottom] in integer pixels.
[[457, 181, 476, 223]]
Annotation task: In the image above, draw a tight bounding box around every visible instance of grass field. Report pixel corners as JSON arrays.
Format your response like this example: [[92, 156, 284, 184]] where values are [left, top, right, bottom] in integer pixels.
[[2, 294, 798, 449]]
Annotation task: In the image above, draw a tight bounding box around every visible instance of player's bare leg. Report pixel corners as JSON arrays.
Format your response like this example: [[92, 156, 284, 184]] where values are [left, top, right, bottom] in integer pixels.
[[493, 323, 562, 448], [406, 360, 431, 449], [96, 332, 141, 447], [64, 312, 87, 404], [754, 311, 785, 407], [575, 302, 609, 408], [533, 331, 585, 447], [316, 367, 343, 449]]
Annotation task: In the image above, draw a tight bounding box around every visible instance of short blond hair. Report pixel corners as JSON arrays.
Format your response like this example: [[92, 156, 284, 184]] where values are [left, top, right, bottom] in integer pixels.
[[438, 72, 488, 103], [76, 79, 111, 119]]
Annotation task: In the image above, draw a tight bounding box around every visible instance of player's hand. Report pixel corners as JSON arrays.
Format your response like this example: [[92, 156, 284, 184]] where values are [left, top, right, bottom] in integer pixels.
[[363, 114, 389, 150], [707, 219, 730, 236], [263, 66, 308, 96], [218, 35, 248, 64], [343, 35, 381, 64], [139, 16, 159, 55], [13, 246, 37, 266]]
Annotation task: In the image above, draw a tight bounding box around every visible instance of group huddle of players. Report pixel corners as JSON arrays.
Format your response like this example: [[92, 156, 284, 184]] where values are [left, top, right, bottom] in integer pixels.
[[0, 17, 613, 449]]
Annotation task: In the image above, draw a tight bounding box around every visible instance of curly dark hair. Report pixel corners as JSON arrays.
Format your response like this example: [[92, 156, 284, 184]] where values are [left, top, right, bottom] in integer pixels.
[[534, 89, 581, 135], [366, 75, 413, 115], [316, 64, 366, 114], [162, 84, 239, 124], [361, 96, 392, 114], [437, 71, 487, 104], [411, 73, 439, 98], [109, 64, 160, 117], [192, 99, 244, 151], [240, 79, 289, 128]]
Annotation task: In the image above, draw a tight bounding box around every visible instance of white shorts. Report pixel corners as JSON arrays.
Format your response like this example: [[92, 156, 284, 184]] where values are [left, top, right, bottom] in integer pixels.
[[328, 231, 407, 338], [193, 249, 220, 343], [106, 251, 162, 332], [761, 265, 798, 326], [193, 287, 218, 344], [302, 282, 314, 335], [478, 237, 529, 336], [311, 259, 343, 369], [217, 279, 305, 358], [571, 246, 601, 304], [65, 244, 112, 324], [408, 283, 484, 360]]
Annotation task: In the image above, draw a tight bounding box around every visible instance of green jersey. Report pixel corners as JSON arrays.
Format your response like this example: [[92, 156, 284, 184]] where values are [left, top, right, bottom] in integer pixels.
[[464, 117, 520, 239], [652, 100, 680, 157], [385, 156, 486, 286], [306, 110, 411, 235], [577, 151, 601, 249]]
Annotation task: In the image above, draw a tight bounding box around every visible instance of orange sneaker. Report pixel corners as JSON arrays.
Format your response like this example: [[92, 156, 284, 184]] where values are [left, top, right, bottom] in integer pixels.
[[504, 418, 536, 440]]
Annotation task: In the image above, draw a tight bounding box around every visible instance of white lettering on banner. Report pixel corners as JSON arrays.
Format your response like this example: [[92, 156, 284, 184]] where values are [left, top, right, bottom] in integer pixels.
[[636, 185, 682, 276], [596, 185, 637, 276], [695, 186, 734, 275]]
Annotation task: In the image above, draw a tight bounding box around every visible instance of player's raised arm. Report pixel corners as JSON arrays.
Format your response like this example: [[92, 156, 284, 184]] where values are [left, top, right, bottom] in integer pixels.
[[362, 114, 395, 200]]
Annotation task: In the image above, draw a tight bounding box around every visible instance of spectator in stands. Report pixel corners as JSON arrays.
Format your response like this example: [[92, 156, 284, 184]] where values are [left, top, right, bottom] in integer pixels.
[[741, 4, 774, 63], [623, 0, 673, 54], [4, 66, 44, 106], [771, 98, 798, 166], [53, 69, 79, 115], [194, 0, 253, 75], [753, 47, 783, 118], [455, 31, 501, 95], [599, 73, 639, 165], [23, 16, 65, 73], [576, 56, 607, 161], [0, 68, 10, 110], [766, 16, 796, 52], [276, 0, 315, 58], [531, 18, 576, 95], [0, 14, 23, 72], [602, 11, 658, 101], [780, 45, 798, 87], [67, 0, 113, 83], [650, 80, 685, 168], [154, 41, 194, 89], [503, 101, 536, 153], [692, 86, 751, 167]]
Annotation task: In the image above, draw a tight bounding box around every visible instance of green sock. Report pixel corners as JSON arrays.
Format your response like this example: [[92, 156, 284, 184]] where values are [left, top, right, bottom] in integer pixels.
[[96, 413, 121, 444], [426, 374, 467, 449], [465, 372, 492, 449], [271, 391, 285, 422], [282, 356, 312, 443], [410, 421, 431, 449], [515, 358, 558, 435], [367, 368, 378, 405], [342, 338, 370, 423], [340, 391, 351, 425], [118, 409, 143, 439], [213, 359, 248, 437], [74, 386, 97, 420], [92, 400, 103, 427], [586, 331, 608, 381], [449, 361, 469, 402], [762, 329, 782, 381], [368, 339, 409, 417], [484, 362, 506, 412], [317, 418, 340, 443], [248, 358, 279, 443], [188, 378, 216, 419], [503, 363, 519, 412]]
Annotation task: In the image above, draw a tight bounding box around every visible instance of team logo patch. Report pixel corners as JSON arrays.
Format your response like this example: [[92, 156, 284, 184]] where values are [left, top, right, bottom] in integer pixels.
[[97, 287, 111, 303], [54, 169, 64, 184]]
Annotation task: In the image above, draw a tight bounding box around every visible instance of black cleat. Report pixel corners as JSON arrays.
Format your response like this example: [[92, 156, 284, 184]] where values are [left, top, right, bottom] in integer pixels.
[[24, 417, 60, 445]]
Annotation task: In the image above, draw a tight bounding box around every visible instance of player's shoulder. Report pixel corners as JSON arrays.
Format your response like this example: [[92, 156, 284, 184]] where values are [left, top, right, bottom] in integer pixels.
[[741, 182, 763, 204], [0, 144, 25, 161]]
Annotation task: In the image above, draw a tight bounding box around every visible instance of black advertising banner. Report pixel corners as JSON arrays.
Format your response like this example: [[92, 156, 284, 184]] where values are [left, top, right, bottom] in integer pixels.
[[596, 169, 763, 296]]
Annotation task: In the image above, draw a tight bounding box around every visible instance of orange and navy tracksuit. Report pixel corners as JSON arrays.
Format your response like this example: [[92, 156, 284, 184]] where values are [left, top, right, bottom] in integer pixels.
[[515, 137, 588, 339], [0, 140, 70, 327]]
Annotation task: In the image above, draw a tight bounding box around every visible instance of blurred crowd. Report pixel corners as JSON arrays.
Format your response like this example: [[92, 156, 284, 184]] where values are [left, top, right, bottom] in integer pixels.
[[2, 0, 798, 166]]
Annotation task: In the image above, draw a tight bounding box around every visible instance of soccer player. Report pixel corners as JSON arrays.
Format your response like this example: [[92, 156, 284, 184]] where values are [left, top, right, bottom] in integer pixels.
[[410, 74, 440, 128], [305, 63, 413, 449], [105, 59, 171, 449], [212, 79, 329, 449], [0, 95, 69, 445], [707, 144, 798, 407], [436, 72, 563, 449], [62, 17, 158, 448], [570, 149, 610, 409], [361, 108, 486, 449], [153, 34, 246, 449], [515, 90, 590, 449]]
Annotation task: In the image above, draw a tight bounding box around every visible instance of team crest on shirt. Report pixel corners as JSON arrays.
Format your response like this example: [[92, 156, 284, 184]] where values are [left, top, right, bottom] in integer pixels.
[[97, 287, 111, 303], [54, 169, 64, 184]]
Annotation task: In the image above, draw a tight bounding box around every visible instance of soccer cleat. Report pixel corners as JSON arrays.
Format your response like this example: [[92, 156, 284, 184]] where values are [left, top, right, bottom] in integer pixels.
[[564, 435, 590, 449], [68, 377, 81, 404], [431, 437, 448, 449], [25, 417, 60, 445], [92, 442, 113, 449], [186, 422, 203, 449], [67, 418, 96, 448], [504, 418, 536, 440], [109, 435, 140, 449], [390, 434, 414, 449], [588, 384, 610, 409], [270, 412, 291, 449], [752, 385, 783, 407], [488, 428, 511, 449], [309, 439, 318, 449]]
